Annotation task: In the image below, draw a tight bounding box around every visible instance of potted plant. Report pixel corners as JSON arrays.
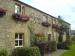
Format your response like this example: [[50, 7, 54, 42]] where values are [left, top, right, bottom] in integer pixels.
[[35, 32, 44, 37], [0, 7, 7, 17], [12, 13, 29, 22], [52, 24, 56, 28], [42, 22, 51, 27]]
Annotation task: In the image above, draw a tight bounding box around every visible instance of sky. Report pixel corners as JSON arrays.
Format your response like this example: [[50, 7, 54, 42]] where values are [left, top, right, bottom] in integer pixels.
[[20, 0, 75, 30]]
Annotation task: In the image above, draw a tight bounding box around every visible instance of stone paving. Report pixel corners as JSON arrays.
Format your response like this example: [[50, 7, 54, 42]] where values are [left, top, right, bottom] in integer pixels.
[[44, 49, 67, 56]]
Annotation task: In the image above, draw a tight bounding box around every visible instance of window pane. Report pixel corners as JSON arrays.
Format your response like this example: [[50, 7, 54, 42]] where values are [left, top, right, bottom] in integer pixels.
[[22, 6, 25, 15], [48, 34, 51, 41], [18, 6, 21, 13], [15, 33, 18, 39], [15, 4, 21, 14], [19, 33, 23, 39], [15, 40, 18, 46], [19, 40, 22, 46]]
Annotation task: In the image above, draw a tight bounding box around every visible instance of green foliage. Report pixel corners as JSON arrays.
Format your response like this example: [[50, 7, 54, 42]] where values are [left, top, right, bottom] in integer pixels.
[[11, 47, 41, 56], [28, 25, 37, 46], [57, 42, 70, 49], [0, 49, 7, 56], [72, 35, 75, 41], [36, 41, 57, 56], [60, 41, 75, 56], [51, 41, 57, 51]]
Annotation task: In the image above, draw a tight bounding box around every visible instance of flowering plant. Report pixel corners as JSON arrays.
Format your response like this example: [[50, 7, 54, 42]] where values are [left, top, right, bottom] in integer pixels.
[[42, 22, 51, 27], [12, 13, 29, 22], [0, 7, 7, 16], [52, 24, 57, 28], [35, 32, 44, 37]]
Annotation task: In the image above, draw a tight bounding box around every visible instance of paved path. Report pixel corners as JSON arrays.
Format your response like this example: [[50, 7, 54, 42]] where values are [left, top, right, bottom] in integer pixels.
[[44, 49, 67, 56]]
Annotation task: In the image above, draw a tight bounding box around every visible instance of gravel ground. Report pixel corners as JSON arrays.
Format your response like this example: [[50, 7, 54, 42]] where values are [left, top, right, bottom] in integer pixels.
[[44, 49, 67, 56]]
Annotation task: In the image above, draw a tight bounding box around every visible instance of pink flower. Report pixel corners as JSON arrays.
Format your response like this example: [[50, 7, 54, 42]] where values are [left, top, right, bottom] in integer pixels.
[[13, 13, 30, 22], [0, 8, 7, 13]]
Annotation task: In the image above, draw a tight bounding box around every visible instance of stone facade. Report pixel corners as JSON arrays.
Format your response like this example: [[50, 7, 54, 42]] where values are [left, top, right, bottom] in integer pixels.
[[0, 0, 71, 53]]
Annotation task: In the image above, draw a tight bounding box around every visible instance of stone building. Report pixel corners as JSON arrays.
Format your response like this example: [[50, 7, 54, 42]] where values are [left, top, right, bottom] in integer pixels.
[[0, 0, 71, 53]]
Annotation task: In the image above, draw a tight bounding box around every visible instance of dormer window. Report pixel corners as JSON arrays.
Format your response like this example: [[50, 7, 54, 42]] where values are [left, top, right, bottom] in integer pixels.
[[15, 4, 21, 14]]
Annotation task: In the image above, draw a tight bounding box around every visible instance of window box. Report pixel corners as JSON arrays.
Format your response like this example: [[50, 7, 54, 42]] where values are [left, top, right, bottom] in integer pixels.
[[59, 26, 67, 31], [0, 8, 7, 17], [42, 22, 51, 27], [35, 32, 44, 37], [12, 13, 29, 22], [52, 24, 57, 28]]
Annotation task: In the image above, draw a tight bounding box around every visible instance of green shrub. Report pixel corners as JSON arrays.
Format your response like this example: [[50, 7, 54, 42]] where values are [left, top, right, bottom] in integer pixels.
[[35, 41, 57, 56], [47, 41, 57, 52], [51, 41, 57, 51], [11, 47, 41, 56], [72, 35, 75, 41], [57, 42, 70, 49], [0, 49, 7, 56]]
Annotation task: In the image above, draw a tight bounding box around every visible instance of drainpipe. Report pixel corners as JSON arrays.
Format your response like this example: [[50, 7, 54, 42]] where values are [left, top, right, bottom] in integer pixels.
[[52, 18, 54, 41], [55, 19, 57, 43]]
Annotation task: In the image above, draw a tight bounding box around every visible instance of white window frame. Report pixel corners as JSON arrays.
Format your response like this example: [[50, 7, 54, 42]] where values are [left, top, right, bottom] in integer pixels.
[[15, 4, 21, 14], [15, 33, 23, 48]]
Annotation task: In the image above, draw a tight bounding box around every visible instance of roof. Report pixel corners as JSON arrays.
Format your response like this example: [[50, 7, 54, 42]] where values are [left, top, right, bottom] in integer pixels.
[[15, 0, 70, 25]]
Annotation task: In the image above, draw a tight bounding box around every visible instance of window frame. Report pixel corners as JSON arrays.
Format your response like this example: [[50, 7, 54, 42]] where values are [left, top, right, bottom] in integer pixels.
[[15, 33, 24, 48], [15, 4, 21, 14], [48, 34, 51, 41]]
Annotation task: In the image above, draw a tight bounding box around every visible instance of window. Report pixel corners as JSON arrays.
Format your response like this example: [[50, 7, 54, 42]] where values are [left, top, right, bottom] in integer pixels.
[[15, 33, 24, 47], [48, 34, 51, 41], [42, 16, 47, 22], [15, 4, 21, 14], [22, 6, 25, 15]]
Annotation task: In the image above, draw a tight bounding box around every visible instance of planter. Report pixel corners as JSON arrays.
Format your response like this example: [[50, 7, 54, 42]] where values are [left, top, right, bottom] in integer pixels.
[[59, 26, 67, 32], [42, 22, 51, 27], [52, 24, 57, 28], [0, 8, 7, 17], [12, 13, 29, 22], [35, 32, 44, 37]]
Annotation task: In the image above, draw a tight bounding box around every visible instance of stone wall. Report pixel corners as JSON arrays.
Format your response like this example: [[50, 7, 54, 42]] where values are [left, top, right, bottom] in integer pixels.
[[0, 0, 70, 53]]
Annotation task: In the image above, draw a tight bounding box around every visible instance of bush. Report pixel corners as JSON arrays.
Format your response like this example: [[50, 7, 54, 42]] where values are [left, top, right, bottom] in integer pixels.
[[0, 49, 7, 56], [57, 42, 70, 49], [11, 47, 41, 56], [36, 41, 57, 56], [51, 41, 57, 51], [47, 41, 57, 52], [36, 42, 47, 56], [72, 35, 75, 42]]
